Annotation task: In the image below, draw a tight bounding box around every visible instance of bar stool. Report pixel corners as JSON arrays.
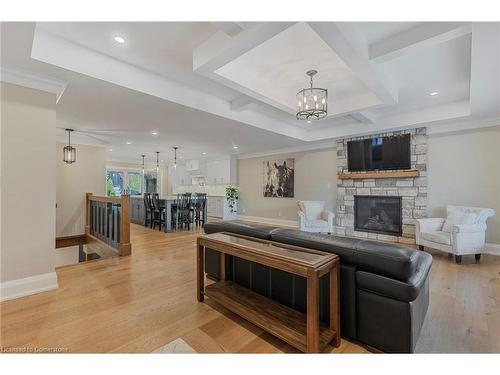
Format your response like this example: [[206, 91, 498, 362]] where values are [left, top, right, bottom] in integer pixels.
[[194, 193, 207, 227], [143, 193, 153, 228], [151, 193, 165, 231]]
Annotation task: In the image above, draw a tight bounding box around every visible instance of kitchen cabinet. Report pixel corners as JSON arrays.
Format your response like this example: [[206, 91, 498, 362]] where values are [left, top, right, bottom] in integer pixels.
[[207, 196, 224, 218], [206, 159, 230, 184], [185, 159, 199, 171]]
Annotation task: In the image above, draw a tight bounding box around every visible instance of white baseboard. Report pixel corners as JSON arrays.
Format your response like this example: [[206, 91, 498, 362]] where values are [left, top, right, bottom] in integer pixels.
[[0, 272, 58, 302], [236, 215, 299, 228], [484, 243, 500, 256]]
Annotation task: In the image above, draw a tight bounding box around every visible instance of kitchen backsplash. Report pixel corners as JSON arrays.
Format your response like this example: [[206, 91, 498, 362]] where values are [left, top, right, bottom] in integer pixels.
[[174, 184, 228, 196]]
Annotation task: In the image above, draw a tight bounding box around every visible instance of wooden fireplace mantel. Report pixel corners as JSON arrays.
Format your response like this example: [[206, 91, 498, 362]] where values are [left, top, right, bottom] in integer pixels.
[[337, 170, 419, 180]]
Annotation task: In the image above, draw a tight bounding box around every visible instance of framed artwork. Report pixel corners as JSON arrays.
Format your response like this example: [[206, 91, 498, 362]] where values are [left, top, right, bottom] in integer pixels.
[[263, 159, 294, 197]]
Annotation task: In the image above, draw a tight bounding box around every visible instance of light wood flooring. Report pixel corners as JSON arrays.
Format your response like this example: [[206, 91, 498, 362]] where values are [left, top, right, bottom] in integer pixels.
[[0, 224, 499, 353]]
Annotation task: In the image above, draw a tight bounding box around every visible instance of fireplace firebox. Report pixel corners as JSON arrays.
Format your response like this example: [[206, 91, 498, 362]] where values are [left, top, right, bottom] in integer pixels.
[[354, 195, 402, 236]]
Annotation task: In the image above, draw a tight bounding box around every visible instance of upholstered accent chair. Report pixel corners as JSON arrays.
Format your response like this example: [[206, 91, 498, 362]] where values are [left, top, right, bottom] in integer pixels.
[[297, 200, 334, 234], [416, 205, 495, 263]]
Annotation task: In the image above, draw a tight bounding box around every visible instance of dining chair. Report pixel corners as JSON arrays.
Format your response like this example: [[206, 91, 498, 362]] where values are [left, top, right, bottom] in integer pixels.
[[143, 193, 153, 228], [151, 193, 165, 231]]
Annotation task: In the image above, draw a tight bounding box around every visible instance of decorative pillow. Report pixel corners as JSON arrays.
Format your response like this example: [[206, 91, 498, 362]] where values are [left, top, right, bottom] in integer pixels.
[[442, 212, 477, 232], [297, 201, 305, 212]]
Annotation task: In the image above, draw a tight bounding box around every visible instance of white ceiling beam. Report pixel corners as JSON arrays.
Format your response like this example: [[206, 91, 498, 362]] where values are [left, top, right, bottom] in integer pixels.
[[193, 23, 293, 75], [369, 22, 472, 63], [308, 22, 398, 105], [469, 23, 500, 118], [31, 27, 306, 141], [351, 111, 376, 124], [210, 22, 245, 37], [230, 95, 259, 112], [1, 67, 67, 103]]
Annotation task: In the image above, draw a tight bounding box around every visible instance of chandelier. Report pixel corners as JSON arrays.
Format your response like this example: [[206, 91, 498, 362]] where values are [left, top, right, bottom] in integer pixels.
[[63, 128, 76, 164], [296, 70, 327, 121]]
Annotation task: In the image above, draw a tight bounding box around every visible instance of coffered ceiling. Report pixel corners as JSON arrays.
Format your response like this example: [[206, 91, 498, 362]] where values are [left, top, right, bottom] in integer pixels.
[[1, 21, 499, 163]]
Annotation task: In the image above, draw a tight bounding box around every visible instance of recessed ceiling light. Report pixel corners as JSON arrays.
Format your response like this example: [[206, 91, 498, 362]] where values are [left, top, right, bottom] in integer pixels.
[[109, 149, 113, 152], [233, 145, 238, 149], [202, 152, 207, 155], [114, 36, 125, 44], [126, 141, 132, 145], [307, 120, 311, 124], [151, 131, 158, 136], [430, 91, 439, 96]]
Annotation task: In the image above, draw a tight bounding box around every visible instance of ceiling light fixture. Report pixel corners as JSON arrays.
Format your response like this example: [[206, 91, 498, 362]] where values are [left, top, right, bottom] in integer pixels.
[[63, 128, 76, 164], [151, 131, 158, 136], [430, 91, 439, 96], [202, 152, 207, 155], [296, 70, 327, 121], [233, 145, 238, 149], [156, 151, 160, 173], [126, 141, 132, 145], [114, 36, 125, 44], [141, 154, 145, 175], [173, 146, 178, 170]]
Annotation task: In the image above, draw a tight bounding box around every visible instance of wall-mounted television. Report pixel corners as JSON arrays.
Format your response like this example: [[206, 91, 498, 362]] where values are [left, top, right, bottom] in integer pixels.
[[347, 134, 411, 172]]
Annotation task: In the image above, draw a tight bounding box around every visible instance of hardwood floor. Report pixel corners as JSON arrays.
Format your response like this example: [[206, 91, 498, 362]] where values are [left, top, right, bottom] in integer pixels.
[[0, 223, 498, 353]]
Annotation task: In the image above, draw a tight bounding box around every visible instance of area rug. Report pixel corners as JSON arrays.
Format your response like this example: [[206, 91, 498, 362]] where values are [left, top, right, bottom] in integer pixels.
[[151, 338, 198, 353]]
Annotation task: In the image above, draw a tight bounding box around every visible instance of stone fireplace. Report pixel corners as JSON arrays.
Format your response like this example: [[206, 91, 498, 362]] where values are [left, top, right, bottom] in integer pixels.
[[335, 127, 427, 244], [354, 195, 402, 236]]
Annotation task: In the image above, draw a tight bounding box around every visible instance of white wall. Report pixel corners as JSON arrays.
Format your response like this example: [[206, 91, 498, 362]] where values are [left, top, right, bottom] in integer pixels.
[[237, 149, 336, 222], [1, 83, 57, 298], [427, 126, 500, 244], [56, 142, 106, 236]]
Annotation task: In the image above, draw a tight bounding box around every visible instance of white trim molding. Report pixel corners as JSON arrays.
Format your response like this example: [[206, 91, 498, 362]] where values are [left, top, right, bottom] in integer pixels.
[[0, 67, 67, 103], [0, 272, 58, 302], [237, 214, 298, 228], [484, 243, 500, 256]]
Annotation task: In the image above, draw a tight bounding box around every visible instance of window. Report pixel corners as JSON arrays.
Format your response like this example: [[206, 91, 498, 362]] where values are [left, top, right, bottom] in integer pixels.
[[106, 169, 160, 196], [127, 172, 143, 195], [106, 171, 124, 197]]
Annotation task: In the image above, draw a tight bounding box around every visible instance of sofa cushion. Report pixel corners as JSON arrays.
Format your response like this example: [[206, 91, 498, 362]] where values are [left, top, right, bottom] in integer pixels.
[[270, 229, 421, 281], [421, 230, 451, 245], [203, 220, 280, 240], [356, 250, 432, 302]]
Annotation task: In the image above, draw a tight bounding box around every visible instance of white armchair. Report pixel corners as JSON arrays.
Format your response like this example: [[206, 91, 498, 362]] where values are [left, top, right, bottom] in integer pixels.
[[297, 201, 334, 234], [416, 205, 495, 263]]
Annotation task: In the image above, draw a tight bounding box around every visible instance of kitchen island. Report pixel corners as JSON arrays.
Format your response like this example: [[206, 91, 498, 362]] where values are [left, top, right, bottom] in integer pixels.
[[130, 195, 226, 232]]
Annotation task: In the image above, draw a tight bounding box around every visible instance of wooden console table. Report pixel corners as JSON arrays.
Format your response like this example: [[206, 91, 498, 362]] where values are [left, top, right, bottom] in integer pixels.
[[197, 233, 340, 353]]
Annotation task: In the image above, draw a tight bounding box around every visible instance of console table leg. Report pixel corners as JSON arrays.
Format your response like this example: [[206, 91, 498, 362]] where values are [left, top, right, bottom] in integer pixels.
[[330, 263, 341, 347], [197, 243, 204, 302], [307, 272, 320, 353]]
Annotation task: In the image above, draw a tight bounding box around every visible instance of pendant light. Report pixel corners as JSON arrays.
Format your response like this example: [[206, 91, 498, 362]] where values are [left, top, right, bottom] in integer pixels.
[[141, 154, 145, 175], [156, 151, 160, 173], [296, 70, 328, 121], [63, 128, 77, 164], [173, 147, 178, 170]]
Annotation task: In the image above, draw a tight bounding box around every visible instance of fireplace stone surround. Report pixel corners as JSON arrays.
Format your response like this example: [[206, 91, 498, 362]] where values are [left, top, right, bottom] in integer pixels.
[[335, 127, 427, 244]]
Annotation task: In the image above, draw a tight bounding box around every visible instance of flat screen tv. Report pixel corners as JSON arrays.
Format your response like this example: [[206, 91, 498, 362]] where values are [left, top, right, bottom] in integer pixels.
[[347, 134, 411, 172]]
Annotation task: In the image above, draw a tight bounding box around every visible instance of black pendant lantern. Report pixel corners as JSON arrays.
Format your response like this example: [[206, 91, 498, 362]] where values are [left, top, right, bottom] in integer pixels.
[[173, 146, 178, 170], [63, 129, 76, 164], [141, 154, 145, 175], [156, 151, 160, 173]]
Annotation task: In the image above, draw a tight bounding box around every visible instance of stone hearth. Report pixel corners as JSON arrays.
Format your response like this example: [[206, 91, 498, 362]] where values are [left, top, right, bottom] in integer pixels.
[[335, 127, 427, 244]]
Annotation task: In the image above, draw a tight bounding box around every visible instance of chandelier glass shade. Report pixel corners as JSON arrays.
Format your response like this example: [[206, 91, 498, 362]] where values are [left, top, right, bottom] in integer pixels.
[[63, 128, 76, 164], [296, 70, 327, 121]]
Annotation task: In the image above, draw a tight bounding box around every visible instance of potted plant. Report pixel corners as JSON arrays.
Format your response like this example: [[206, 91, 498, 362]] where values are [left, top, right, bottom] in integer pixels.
[[225, 185, 239, 214]]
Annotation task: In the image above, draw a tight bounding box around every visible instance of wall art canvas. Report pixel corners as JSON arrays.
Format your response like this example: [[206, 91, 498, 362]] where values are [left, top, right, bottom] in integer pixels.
[[263, 159, 294, 197]]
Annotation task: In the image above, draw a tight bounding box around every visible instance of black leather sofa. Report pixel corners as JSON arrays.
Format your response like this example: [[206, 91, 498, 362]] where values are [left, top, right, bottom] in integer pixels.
[[203, 220, 432, 353]]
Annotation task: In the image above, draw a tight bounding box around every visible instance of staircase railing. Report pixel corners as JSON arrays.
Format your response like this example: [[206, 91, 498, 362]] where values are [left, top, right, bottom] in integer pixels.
[[85, 193, 131, 256]]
